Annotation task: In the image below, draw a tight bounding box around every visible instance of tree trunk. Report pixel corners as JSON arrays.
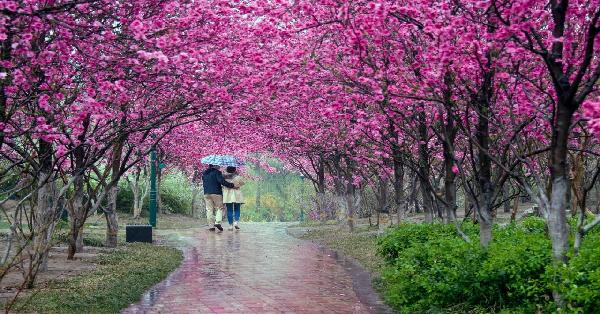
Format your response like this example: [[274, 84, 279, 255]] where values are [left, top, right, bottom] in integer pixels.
[[377, 177, 389, 225], [503, 185, 511, 213], [105, 185, 119, 248], [105, 138, 124, 248], [334, 192, 346, 222], [441, 71, 458, 223], [315, 158, 326, 217], [76, 227, 84, 252], [547, 103, 575, 263], [68, 115, 91, 260], [393, 150, 405, 224], [68, 172, 86, 260], [443, 153, 457, 223], [478, 193, 494, 247], [367, 188, 372, 226], [417, 112, 433, 223], [511, 195, 520, 223], [67, 217, 82, 260], [315, 192, 325, 218], [463, 187, 469, 218], [34, 173, 55, 273], [345, 182, 356, 232], [411, 178, 421, 214], [570, 149, 585, 218], [33, 140, 56, 273], [475, 69, 494, 247], [132, 182, 141, 218]]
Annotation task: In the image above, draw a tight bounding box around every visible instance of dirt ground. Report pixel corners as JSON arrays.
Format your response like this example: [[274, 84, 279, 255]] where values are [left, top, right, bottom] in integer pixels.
[[0, 211, 206, 306], [0, 243, 110, 305]]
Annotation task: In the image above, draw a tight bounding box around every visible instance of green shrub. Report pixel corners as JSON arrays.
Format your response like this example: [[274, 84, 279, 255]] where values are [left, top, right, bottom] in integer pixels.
[[159, 188, 190, 214], [377, 222, 478, 264], [518, 216, 548, 234], [379, 236, 483, 313], [476, 227, 552, 310], [377, 221, 557, 313], [556, 233, 600, 313], [115, 184, 137, 214], [159, 171, 194, 215], [116, 170, 194, 215]]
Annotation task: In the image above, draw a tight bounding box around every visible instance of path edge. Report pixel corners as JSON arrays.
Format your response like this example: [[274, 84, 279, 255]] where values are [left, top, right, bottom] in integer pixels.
[[285, 227, 394, 314]]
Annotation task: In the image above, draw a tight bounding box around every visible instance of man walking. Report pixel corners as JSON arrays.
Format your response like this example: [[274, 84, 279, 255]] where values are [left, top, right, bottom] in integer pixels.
[[202, 164, 236, 231]]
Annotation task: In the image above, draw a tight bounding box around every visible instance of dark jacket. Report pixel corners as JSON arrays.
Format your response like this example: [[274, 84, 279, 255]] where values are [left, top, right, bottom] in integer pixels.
[[202, 167, 235, 195]]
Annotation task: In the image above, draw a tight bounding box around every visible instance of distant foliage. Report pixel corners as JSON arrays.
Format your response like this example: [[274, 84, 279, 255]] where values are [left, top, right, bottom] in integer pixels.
[[116, 169, 193, 215], [238, 162, 313, 222], [116, 163, 313, 221], [160, 170, 195, 215]]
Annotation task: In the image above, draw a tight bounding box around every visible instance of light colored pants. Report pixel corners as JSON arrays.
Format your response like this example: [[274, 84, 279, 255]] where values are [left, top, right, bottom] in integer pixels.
[[205, 194, 224, 225]]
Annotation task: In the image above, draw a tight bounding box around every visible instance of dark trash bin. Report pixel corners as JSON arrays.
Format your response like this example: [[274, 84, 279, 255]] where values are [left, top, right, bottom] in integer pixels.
[[125, 224, 153, 243]]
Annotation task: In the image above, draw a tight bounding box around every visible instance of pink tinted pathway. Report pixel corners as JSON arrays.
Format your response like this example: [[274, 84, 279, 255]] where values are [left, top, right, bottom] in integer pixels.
[[122, 223, 390, 314]]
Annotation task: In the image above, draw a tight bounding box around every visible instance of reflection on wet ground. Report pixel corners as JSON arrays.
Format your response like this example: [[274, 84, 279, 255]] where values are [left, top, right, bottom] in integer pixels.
[[122, 223, 391, 314]]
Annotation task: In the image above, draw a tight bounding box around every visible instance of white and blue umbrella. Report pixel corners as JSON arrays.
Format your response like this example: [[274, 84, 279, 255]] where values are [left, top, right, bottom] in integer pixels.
[[201, 155, 245, 167]]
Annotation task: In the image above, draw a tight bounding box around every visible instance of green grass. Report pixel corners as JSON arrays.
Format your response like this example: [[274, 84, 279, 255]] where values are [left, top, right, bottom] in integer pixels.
[[290, 219, 340, 228], [0, 219, 11, 229], [53, 223, 127, 248], [13, 243, 183, 314], [84, 212, 205, 230], [299, 226, 384, 273]]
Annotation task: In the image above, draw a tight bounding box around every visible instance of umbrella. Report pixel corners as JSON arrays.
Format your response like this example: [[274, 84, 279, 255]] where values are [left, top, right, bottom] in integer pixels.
[[201, 155, 245, 167]]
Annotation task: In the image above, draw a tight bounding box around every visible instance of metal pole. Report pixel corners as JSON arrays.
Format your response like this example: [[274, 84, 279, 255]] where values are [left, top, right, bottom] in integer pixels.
[[149, 149, 157, 227], [300, 175, 305, 222]]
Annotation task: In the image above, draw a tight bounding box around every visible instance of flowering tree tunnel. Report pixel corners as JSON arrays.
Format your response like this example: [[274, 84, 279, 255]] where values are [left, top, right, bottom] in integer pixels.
[[0, 0, 599, 309]]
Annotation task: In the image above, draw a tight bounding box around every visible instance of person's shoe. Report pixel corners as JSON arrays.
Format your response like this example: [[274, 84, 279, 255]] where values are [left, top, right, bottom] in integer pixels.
[[214, 224, 224, 232], [228, 225, 234, 231], [208, 227, 216, 232], [234, 221, 240, 230]]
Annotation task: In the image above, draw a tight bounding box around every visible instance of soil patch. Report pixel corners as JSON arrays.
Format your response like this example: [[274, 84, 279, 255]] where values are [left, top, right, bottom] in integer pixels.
[[0, 244, 110, 305]]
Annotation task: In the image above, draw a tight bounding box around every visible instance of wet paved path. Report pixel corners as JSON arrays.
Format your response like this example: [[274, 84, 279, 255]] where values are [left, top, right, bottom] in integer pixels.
[[123, 223, 390, 314]]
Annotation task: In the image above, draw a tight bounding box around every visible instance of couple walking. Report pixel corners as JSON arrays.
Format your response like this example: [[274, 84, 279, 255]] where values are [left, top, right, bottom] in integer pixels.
[[202, 164, 245, 232]]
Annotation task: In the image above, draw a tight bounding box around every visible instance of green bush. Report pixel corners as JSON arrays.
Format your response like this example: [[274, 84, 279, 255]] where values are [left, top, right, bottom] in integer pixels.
[[476, 227, 552, 310], [380, 236, 483, 312], [159, 188, 190, 214], [377, 220, 558, 313], [159, 171, 194, 215], [116, 170, 193, 215], [377, 222, 479, 264], [556, 233, 600, 313], [518, 216, 548, 234], [116, 185, 136, 214]]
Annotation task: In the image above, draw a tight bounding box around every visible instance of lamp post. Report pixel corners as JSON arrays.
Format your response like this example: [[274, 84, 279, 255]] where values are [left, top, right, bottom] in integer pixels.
[[299, 174, 305, 222], [149, 149, 157, 227]]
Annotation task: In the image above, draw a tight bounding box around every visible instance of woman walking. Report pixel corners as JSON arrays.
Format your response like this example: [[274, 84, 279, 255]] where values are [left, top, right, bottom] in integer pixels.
[[223, 166, 245, 230]]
